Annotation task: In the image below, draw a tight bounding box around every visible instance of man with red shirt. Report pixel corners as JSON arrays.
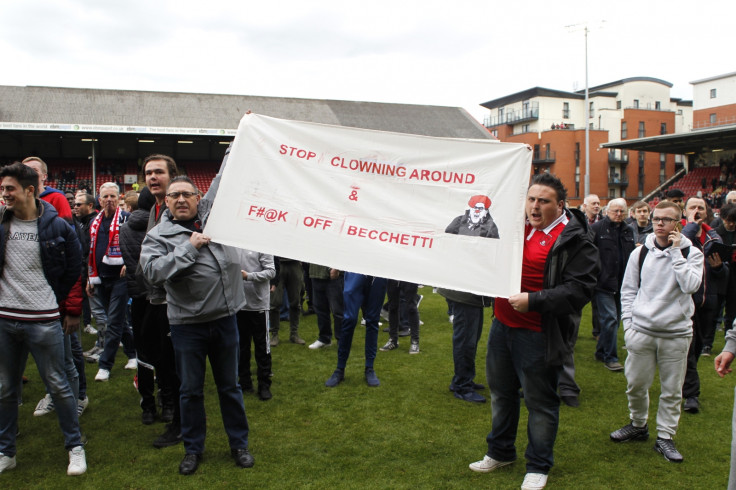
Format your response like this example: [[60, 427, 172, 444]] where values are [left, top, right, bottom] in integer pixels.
[[469, 173, 598, 490]]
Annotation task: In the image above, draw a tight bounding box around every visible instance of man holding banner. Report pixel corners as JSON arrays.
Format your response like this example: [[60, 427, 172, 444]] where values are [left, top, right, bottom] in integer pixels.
[[469, 173, 598, 490]]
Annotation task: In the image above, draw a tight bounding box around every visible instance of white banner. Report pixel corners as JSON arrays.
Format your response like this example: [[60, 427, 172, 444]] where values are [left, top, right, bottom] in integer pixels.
[[205, 114, 531, 297]]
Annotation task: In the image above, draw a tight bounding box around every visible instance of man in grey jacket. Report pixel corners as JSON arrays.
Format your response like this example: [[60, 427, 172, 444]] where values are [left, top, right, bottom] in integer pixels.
[[140, 176, 253, 476], [236, 249, 276, 401]]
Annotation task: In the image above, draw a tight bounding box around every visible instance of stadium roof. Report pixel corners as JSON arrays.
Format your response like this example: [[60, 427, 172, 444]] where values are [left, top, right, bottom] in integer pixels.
[[0, 85, 492, 140], [601, 124, 736, 155]]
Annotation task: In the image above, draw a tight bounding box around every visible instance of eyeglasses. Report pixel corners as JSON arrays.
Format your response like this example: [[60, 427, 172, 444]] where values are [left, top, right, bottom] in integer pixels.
[[652, 217, 678, 224], [73, 203, 83, 207], [166, 191, 197, 199]]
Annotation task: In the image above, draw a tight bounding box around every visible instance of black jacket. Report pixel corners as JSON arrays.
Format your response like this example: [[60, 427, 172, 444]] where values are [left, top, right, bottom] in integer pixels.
[[527, 208, 599, 366], [590, 217, 635, 293], [120, 208, 150, 299]]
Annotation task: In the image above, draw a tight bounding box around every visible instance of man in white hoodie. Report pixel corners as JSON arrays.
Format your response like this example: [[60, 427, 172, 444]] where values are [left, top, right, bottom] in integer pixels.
[[610, 200, 703, 463]]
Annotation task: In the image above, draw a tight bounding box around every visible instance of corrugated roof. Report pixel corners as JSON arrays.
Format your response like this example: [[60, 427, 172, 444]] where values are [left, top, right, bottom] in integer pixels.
[[0, 85, 491, 139]]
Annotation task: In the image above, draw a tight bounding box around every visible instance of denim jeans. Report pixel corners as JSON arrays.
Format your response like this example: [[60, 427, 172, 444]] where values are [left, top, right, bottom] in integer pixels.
[[450, 301, 484, 393], [593, 291, 621, 363], [170, 315, 249, 455], [486, 318, 561, 474], [0, 318, 82, 457], [88, 293, 108, 348], [96, 277, 135, 370], [336, 273, 387, 370], [311, 276, 344, 343]]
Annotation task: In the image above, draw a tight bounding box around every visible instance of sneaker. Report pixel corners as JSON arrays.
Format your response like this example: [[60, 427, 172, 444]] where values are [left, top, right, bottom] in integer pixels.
[[124, 358, 138, 370], [409, 342, 420, 354], [379, 339, 398, 352], [701, 345, 712, 357], [604, 361, 624, 372], [325, 369, 345, 388], [83, 345, 102, 362], [364, 368, 380, 387], [95, 368, 110, 382], [521, 472, 548, 490], [683, 396, 700, 413], [308, 339, 331, 350], [468, 454, 513, 473], [153, 424, 182, 448], [290, 334, 306, 345], [398, 328, 411, 337], [67, 446, 87, 476], [654, 437, 683, 462], [34, 394, 55, 416], [77, 397, 89, 417], [610, 423, 649, 442], [269, 333, 279, 347], [454, 391, 486, 403], [83, 324, 98, 335], [0, 453, 16, 473]]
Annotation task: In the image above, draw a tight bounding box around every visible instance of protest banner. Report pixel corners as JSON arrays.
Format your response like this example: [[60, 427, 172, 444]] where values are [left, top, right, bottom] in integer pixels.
[[205, 113, 531, 297]]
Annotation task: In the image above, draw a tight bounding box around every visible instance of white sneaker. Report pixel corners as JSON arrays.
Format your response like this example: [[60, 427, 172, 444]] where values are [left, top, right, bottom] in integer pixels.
[[124, 358, 138, 370], [308, 340, 331, 350], [83, 324, 98, 335], [469, 455, 513, 473], [77, 397, 89, 417], [449, 314, 454, 324], [33, 394, 55, 417], [67, 446, 87, 476], [95, 368, 110, 382], [0, 452, 16, 473], [521, 472, 548, 490]]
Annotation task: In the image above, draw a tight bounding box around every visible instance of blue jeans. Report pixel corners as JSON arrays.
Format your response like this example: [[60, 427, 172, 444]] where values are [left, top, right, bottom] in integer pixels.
[[170, 315, 249, 455], [0, 318, 82, 457], [486, 318, 561, 474], [96, 277, 135, 370], [593, 291, 621, 363], [450, 301, 484, 393], [312, 276, 344, 343], [336, 273, 387, 370]]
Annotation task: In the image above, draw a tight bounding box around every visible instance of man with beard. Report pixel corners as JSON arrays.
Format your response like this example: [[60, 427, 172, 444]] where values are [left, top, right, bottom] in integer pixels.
[[445, 195, 499, 239]]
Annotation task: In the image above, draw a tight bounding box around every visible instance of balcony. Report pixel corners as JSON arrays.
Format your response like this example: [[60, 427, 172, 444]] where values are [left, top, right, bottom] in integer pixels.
[[608, 149, 629, 164], [533, 150, 556, 164], [484, 104, 539, 127], [608, 176, 629, 187]]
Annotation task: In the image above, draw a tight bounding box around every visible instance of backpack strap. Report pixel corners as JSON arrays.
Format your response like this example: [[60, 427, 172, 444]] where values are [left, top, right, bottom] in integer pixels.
[[638, 244, 689, 288]]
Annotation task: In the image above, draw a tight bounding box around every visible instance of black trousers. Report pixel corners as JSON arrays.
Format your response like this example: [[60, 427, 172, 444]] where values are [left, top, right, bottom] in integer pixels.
[[237, 310, 272, 389], [146, 303, 181, 425]]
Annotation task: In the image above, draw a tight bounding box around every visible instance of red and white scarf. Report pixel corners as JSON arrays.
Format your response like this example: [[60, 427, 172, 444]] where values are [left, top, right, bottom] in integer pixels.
[[88, 207, 124, 285]]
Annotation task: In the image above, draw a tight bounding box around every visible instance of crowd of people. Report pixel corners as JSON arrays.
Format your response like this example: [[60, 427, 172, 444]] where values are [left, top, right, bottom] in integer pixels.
[[2, 150, 736, 488]]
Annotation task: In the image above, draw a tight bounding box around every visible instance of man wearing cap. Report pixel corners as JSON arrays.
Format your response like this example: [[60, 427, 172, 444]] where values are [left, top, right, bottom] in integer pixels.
[[445, 195, 499, 239]]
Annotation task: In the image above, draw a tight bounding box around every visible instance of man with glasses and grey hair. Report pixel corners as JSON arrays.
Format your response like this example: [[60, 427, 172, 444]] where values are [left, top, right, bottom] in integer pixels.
[[611, 200, 703, 463], [591, 198, 635, 372]]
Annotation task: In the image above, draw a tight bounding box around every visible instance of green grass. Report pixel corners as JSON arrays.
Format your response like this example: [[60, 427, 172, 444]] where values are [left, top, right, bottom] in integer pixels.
[[7, 287, 734, 488]]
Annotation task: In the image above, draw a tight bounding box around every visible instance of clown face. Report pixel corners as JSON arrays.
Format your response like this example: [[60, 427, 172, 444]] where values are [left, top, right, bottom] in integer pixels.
[[470, 204, 488, 224]]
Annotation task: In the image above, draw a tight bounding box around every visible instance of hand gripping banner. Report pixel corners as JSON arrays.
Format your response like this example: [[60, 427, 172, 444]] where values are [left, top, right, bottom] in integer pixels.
[[205, 113, 531, 297]]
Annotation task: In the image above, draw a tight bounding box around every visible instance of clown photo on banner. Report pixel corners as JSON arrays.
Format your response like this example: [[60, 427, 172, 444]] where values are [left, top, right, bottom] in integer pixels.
[[205, 114, 531, 298]]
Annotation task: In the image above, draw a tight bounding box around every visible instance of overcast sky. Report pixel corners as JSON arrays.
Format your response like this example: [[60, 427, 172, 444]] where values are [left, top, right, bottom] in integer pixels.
[[1, 0, 733, 123]]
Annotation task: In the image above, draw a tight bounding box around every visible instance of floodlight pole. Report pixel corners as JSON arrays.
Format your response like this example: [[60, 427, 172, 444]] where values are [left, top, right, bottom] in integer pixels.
[[91, 141, 97, 197], [584, 25, 590, 197]]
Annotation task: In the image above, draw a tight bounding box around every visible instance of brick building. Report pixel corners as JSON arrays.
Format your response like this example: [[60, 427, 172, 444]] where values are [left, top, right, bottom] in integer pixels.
[[481, 77, 693, 206]]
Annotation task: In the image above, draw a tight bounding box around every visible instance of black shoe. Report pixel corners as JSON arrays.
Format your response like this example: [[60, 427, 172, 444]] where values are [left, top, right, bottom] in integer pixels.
[[231, 448, 255, 468], [701, 345, 712, 357], [142, 409, 156, 425], [561, 395, 580, 408], [683, 397, 700, 413], [654, 437, 683, 463], [241, 382, 255, 394], [610, 423, 649, 443], [153, 424, 182, 448], [161, 406, 174, 424], [179, 453, 202, 475], [258, 386, 272, 401], [449, 382, 485, 392], [453, 391, 486, 403]]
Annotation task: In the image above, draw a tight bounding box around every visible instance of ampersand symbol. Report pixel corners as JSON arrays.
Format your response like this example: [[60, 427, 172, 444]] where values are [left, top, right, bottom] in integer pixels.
[[349, 190, 358, 201]]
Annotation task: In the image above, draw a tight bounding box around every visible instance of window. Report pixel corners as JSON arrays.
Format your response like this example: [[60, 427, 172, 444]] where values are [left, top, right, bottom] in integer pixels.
[[660, 123, 667, 135], [522, 100, 530, 116], [621, 121, 628, 139], [655, 101, 661, 110], [711, 88, 717, 98], [562, 102, 569, 119], [660, 153, 666, 183], [633, 99, 639, 109], [616, 100, 622, 110], [498, 107, 504, 122], [677, 109, 683, 115], [638, 156, 645, 196], [589, 101, 594, 117], [533, 144, 540, 160], [522, 124, 530, 133], [490, 129, 498, 138], [545, 144, 551, 159], [710, 113, 717, 124], [575, 142, 581, 163], [638, 122, 645, 138]]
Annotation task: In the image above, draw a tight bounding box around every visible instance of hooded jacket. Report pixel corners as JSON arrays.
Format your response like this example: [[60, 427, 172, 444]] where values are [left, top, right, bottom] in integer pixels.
[[621, 232, 703, 338], [526, 208, 599, 365]]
